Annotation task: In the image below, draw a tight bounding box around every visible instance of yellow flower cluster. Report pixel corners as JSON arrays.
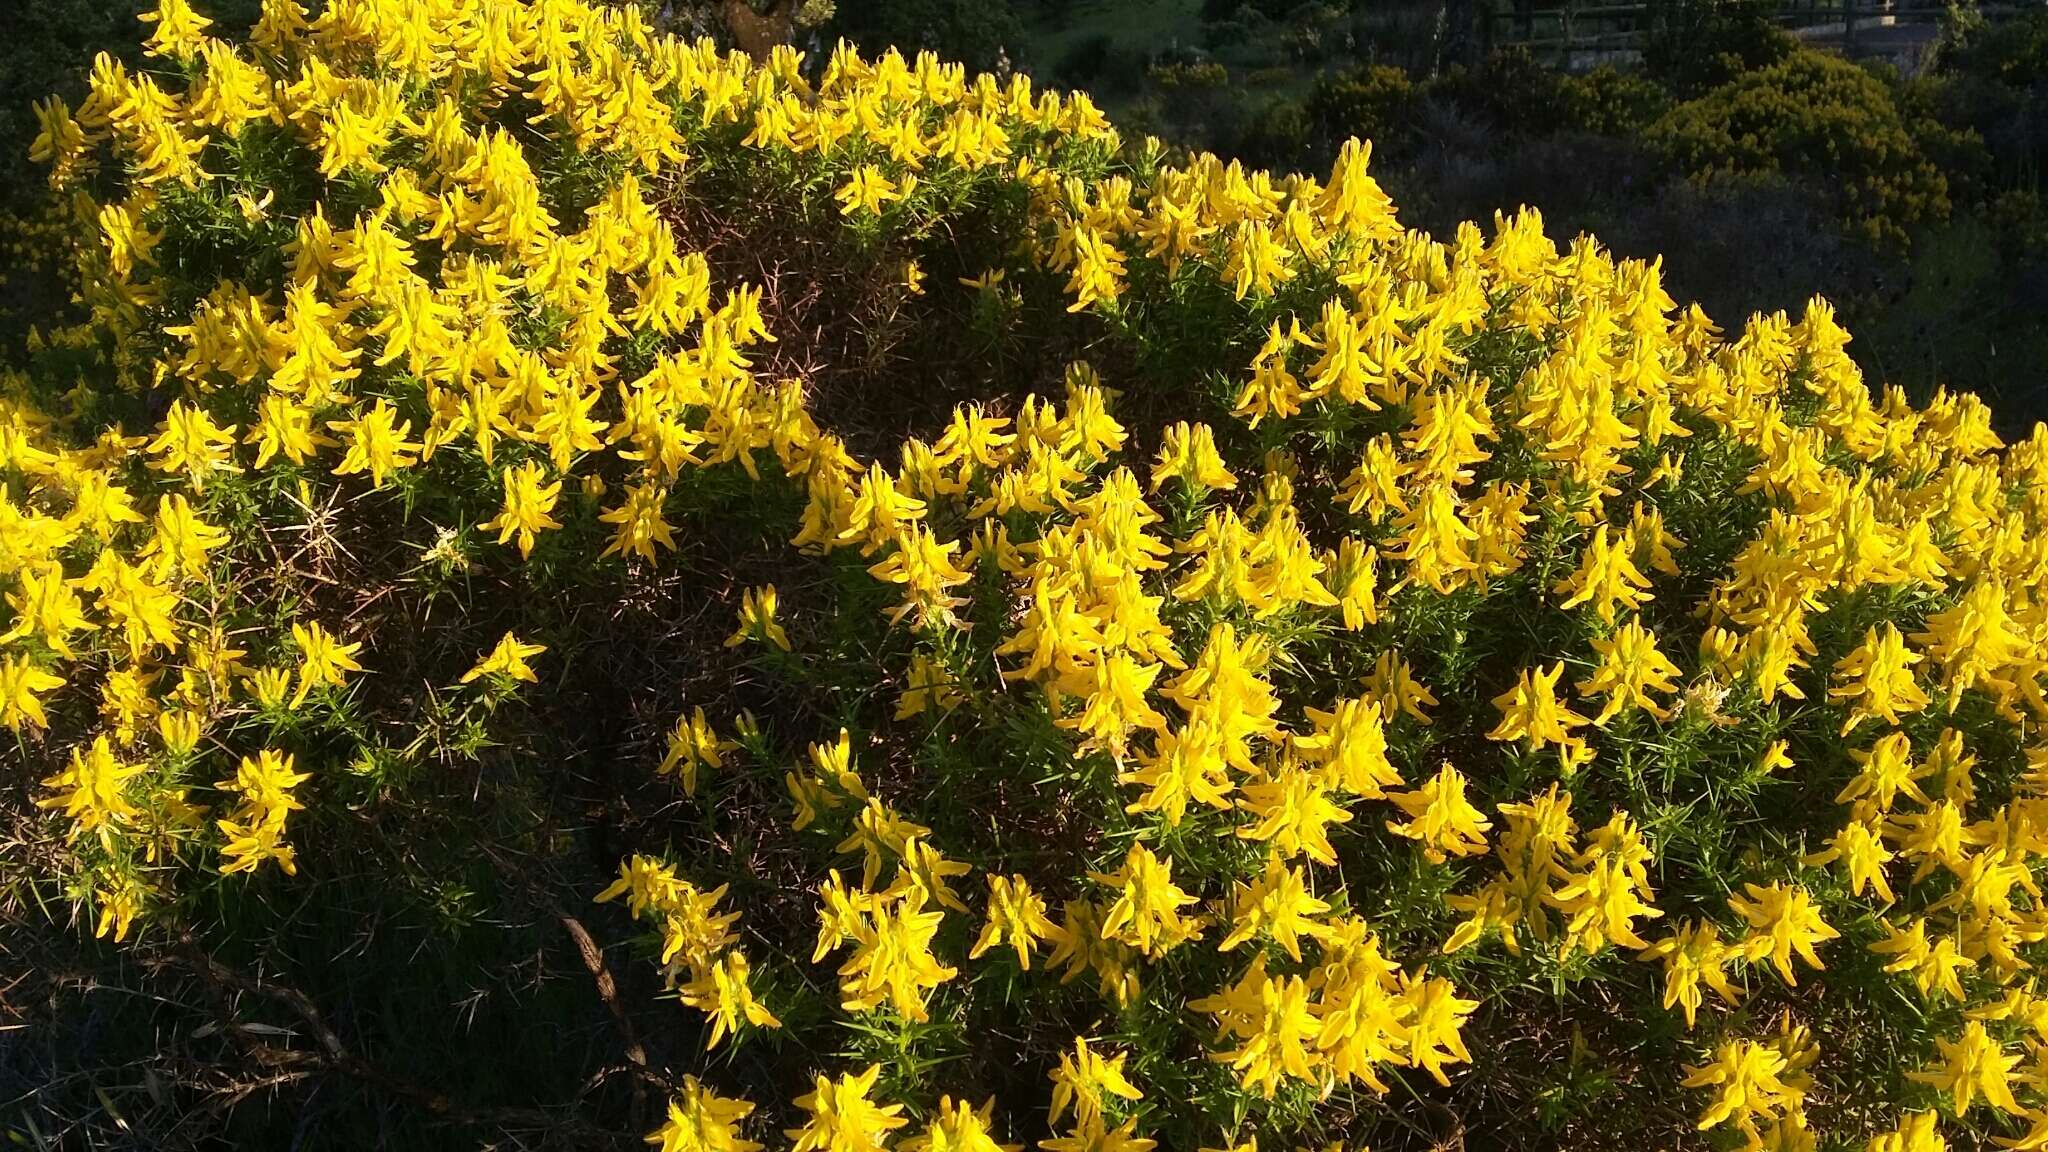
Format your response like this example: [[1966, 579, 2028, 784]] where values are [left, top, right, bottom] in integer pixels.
[[595, 854, 778, 1050], [12, 0, 2048, 1148]]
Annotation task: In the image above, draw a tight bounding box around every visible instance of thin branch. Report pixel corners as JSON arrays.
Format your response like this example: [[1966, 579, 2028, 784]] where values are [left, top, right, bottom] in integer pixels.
[[557, 910, 673, 1121]]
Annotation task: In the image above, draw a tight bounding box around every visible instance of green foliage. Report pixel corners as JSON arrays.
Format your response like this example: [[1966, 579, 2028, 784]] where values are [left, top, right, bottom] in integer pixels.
[[1570, 64, 1676, 137], [1641, 0, 1796, 98], [1646, 50, 1955, 247], [1307, 63, 1418, 158]]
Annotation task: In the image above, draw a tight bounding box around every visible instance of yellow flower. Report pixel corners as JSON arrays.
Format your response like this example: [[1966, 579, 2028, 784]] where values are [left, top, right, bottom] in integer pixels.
[[1577, 620, 1683, 724], [531, 380, 607, 471], [1048, 1037, 1143, 1129], [327, 399, 421, 488], [1317, 138, 1398, 238], [895, 653, 964, 719], [1870, 917, 1973, 1003], [867, 524, 972, 630], [1488, 662, 1588, 752], [595, 854, 691, 920], [1295, 696, 1402, 798], [1089, 842, 1203, 958], [1553, 524, 1653, 624], [1682, 1038, 1801, 1137], [659, 706, 735, 797], [157, 709, 204, 755], [98, 663, 160, 747], [290, 620, 364, 707], [28, 95, 91, 189], [481, 461, 563, 559], [1837, 731, 1928, 813], [1549, 810, 1661, 956], [1756, 739, 1794, 775], [245, 666, 296, 711], [214, 749, 312, 876], [459, 631, 546, 685], [1385, 763, 1491, 863], [1219, 854, 1331, 962], [37, 735, 146, 846], [1040, 1119, 1154, 1152], [1908, 1020, 2023, 1117], [1043, 895, 1142, 1005], [1911, 580, 2026, 709], [648, 1077, 763, 1152], [1193, 957, 1320, 1097], [0, 653, 64, 732], [93, 875, 147, 943], [63, 470, 146, 542], [902, 1097, 1017, 1152], [1225, 219, 1294, 300], [1235, 319, 1309, 428], [147, 400, 240, 490], [98, 201, 162, 279], [1866, 1112, 1944, 1152], [1325, 538, 1381, 631], [786, 1065, 907, 1152], [678, 950, 781, 1049], [139, 0, 212, 60], [1150, 421, 1238, 493], [787, 729, 867, 832], [840, 463, 927, 555], [599, 480, 679, 563], [1802, 815, 1895, 902], [1063, 225, 1126, 313], [215, 749, 308, 823], [1728, 881, 1838, 987], [313, 94, 393, 179], [1398, 971, 1477, 1086], [835, 798, 932, 888], [726, 584, 791, 651], [1444, 784, 1577, 955], [247, 392, 335, 469], [836, 165, 905, 216], [1363, 649, 1437, 724], [1307, 918, 1408, 1092], [835, 887, 959, 1021], [1122, 723, 1235, 826], [898, 838, 970, 917], [139, 494, 228, 583], [970, 874, 1057, 970], [1829, 623, 1930, 735], [1889, 799, 1970, 881], [1237, 764, 1353, 865], [1638, 919, 1743, 1029], [80, 553, 182, 660]]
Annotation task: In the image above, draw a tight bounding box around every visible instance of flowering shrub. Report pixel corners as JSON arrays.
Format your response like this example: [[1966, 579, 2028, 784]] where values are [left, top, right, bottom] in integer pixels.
[[7, 2, 2048, 1150], [1646, 50, 1956, 247]]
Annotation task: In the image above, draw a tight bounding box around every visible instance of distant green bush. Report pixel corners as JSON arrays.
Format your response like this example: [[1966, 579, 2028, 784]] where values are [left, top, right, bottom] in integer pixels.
[[1150, 59, 1231, 89], [1308, 63, 1418, 156], [1571, 66, 1675, 137], [1646, 51, 1955, 246]]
